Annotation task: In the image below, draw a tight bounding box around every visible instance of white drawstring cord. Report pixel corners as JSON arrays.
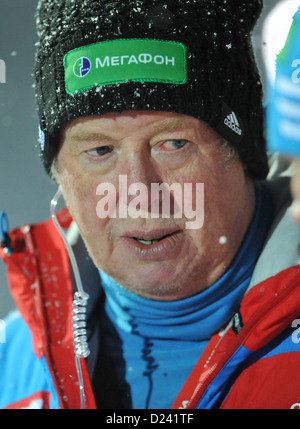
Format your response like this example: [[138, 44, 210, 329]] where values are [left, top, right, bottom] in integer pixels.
[[50, 188, 90, 410]]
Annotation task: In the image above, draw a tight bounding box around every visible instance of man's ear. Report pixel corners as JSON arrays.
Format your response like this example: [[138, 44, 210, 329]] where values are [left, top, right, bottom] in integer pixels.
[[50, 158, 60, 184]]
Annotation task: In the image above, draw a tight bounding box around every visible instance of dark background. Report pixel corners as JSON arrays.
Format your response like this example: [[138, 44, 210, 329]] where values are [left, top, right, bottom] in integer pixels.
[[0, 0, 296, 317]]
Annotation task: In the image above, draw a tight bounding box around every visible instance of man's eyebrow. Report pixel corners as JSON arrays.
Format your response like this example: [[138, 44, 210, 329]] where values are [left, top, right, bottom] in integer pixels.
[[70, 130, 114, 143], [149, 118, 187, 134]]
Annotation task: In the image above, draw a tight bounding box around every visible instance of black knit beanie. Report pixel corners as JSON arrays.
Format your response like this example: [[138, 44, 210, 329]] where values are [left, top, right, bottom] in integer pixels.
[[35, 0, 269, 179]]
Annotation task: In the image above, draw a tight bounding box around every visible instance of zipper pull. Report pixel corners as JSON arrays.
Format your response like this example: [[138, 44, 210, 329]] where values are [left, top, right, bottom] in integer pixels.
[[232, 310, 244, 335]]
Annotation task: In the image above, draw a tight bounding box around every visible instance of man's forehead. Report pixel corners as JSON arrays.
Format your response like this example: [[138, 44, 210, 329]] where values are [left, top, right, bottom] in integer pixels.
[[65, 111, 200, 140]]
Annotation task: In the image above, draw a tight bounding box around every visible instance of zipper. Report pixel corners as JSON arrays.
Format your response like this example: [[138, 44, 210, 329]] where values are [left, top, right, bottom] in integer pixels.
[[175, 270, 300, 409]]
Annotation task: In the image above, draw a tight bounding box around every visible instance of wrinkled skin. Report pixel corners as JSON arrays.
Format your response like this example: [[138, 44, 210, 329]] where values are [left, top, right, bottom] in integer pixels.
[[55, 111, 255, 301]]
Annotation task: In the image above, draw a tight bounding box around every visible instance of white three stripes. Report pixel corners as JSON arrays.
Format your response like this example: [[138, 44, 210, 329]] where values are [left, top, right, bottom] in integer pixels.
[[227, 112, 240, 127]]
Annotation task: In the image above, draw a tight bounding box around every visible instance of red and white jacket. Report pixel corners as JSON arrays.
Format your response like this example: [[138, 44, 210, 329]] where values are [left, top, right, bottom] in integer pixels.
[[0, 178, 300, 409]]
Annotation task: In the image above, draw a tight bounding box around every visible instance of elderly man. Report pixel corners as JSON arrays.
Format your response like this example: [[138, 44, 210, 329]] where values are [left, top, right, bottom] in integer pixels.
[[0, 0, 300, 410]]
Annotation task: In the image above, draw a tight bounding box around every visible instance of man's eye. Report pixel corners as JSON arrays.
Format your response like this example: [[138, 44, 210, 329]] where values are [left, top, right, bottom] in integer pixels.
[[86, 146, 113, 157], [161, 139, 188, 151]]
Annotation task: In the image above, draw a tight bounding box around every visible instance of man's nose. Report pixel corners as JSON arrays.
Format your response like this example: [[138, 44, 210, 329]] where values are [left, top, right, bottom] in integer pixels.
[[119, 149, 162, 212]]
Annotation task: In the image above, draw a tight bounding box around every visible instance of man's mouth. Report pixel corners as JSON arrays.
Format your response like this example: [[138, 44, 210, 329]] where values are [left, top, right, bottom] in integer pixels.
[[133, 233, 173, 245], [121, 228, 183, 260]]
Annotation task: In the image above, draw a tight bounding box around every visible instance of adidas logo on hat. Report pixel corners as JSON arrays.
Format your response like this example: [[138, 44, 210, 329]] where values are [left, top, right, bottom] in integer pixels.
[[215, 102, 244, 146], [224, 111, 242, 135]]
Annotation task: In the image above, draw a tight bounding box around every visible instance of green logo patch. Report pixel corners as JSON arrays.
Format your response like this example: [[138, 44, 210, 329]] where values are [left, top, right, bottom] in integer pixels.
[[64, 39, 187, 94]]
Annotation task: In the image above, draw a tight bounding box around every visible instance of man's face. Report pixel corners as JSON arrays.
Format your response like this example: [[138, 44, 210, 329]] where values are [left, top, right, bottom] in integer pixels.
[[56, 111, 255, 301]]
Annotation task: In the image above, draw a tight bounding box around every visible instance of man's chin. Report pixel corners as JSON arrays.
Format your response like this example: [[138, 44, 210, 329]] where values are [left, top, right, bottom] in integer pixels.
[[102, 269, 196, 302]]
